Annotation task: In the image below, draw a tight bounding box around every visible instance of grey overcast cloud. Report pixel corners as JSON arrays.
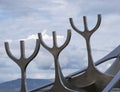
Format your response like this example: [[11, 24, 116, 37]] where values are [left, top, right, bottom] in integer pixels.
[[0, 0, 120, 83]]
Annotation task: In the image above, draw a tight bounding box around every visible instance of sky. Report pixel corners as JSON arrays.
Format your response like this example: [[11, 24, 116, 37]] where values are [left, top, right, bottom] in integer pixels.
[[0, 0, 120, 83]]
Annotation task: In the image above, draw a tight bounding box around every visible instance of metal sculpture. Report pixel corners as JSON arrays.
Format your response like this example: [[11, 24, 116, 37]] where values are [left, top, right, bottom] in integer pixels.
[[38, 30, 85, 92], [4, 39, 40, 92], [31, 44, 120, 92], [69, 14, 113, 91], [3, 14, 120, 92]]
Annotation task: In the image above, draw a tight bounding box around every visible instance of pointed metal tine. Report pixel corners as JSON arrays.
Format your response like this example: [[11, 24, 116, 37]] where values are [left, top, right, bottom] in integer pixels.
[[60, 30, 71, 50], [20, 41, 25, 58], [83, 16, 88, 31], [4, 42, 18, 62], [69, 18, 83, 35], [52, 31, 58, 47], [38, 33, 51, 51], [27, 39, 40, 62], [5, 39, 40, 92], [91, 14, 101, 33]]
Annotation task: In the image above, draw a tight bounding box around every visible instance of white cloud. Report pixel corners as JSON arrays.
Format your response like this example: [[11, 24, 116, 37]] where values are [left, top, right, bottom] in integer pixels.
[[20, 34, 38, 41], [0, 0, 120, 83]]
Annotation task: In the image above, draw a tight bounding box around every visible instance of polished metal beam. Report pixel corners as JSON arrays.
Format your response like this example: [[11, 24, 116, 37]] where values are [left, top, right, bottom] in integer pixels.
[[102, 69, 120, 92]]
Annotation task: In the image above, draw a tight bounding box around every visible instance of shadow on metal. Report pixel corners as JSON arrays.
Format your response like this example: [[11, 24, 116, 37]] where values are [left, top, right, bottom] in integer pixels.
[[31, 15, 120, 92], [69, 14, 113, 92], [31, 46, 120, 92], [37, 30, 86, 92]]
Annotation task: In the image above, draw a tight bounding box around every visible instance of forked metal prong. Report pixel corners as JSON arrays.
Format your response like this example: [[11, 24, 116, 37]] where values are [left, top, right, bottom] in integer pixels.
[[5, 42, 19, 63], [69, 18, 83, 35], [91, 14, 101, 33], [27, 39, 40, 62], [70, 15, 102, 67], [69, 14, 101, 39], [53, 31, 57, 47], [20, 41, 25, 58], [38, 33, 51, 51], [38, 30, 83, 92], [83, 16, 88, 31], [38, 30, 71, 55], [69, 14, 102, 68], [68, 14, 113, 92], [60, 29, 71, 50], [4, 39, 40, 92]]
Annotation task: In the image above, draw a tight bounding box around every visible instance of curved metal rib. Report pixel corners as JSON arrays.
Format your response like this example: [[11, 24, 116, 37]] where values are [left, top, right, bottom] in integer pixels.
[[4, 42, 19, 63], [27, 39, 40, 62], [69, 18, 83, 35], [60, 30, 71, 50], [38, 33, 51, 51], [91, 14, 101, 32]]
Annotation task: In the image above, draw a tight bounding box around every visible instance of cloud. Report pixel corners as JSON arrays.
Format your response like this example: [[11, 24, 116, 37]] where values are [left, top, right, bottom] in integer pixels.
[[1, 31, 82, 81], [20, 34, 38, 41], [0, 0, 77, 18], [0, 0, 120, 18], [0, 0, 120, 83], [72, 0, 120, 15]]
